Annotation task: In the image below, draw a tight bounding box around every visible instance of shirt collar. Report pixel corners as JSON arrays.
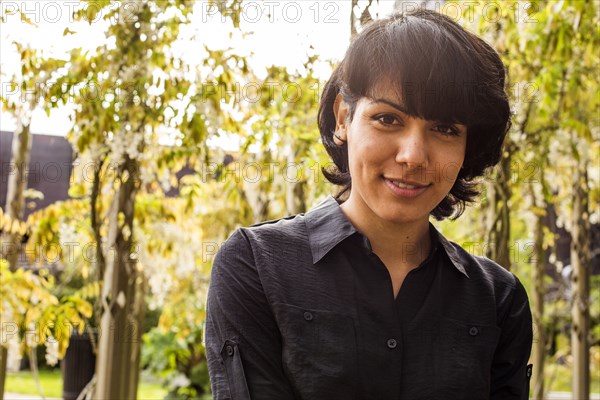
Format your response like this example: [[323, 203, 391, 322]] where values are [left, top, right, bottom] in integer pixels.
[[305, 195, 358, 264], [304, 195, 469, 278], [430, 224, 470, 278]]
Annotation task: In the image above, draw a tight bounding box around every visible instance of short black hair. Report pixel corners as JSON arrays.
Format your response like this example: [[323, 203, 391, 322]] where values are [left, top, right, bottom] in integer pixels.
[[318, 9, 511, 220]]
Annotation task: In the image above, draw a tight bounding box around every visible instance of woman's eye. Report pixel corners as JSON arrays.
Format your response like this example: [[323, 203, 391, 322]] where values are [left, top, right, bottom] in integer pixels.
[[373, 114, 399, 126], [434, 124, 460, 136]]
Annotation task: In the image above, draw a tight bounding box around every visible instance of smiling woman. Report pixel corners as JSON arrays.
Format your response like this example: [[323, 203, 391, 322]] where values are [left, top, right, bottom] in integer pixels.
[[331, 88, 468, 229], [206, 8, 532, 400]]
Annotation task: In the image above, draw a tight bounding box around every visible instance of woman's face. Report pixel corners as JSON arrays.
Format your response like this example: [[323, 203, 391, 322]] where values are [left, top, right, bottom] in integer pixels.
[[334, 86, 467, 226]]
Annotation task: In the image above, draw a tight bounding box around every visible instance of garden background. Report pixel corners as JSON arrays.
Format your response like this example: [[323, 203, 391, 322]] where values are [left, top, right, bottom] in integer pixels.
[[0, 0, 598, 399]]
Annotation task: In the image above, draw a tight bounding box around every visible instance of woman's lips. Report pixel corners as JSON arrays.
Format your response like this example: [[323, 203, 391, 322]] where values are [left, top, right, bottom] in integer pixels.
[[383, 176, 430, 198]]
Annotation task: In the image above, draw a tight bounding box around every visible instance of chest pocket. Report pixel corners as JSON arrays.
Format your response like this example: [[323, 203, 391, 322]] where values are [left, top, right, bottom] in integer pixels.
[[438, 318, 501, 398], [403, 318, 500, 400], [273, 303, 358, 400]]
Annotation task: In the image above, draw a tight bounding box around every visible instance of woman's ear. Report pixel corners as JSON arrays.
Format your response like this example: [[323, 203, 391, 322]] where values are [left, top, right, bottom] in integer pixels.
[[333, 93, 349, 142]]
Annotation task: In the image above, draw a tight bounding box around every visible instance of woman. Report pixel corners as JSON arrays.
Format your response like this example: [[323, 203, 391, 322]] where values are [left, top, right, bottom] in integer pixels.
[[206, 8, 532, 400]]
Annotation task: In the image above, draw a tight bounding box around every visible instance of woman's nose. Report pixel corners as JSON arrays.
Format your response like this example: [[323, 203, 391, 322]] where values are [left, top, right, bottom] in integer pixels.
[[394, 126, 428, 169]]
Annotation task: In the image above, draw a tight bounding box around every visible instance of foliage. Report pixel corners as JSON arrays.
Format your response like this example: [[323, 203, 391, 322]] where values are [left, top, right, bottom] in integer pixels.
[[453, 1, 598, 396], [41, 1, 248, 396], [457, 0, 599, 241], [0, 258, 93, 367], [2, 202, 96, 370], [142, 326, 210, 399], [135, 189, 233, 398], [443, 0, 599, 248]]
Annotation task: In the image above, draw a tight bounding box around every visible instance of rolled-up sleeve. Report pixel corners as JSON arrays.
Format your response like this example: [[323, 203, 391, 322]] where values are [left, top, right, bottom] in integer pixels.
[[205, 228, 296, 400], [490, 275, 533, 399]]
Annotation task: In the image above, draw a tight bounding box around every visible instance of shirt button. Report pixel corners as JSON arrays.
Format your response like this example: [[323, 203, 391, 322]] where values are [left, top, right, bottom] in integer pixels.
[[225, 345, 235, 356], [303, 311, 314, 321], [469, 326, 479, 336], [387, 338, 397, 349]]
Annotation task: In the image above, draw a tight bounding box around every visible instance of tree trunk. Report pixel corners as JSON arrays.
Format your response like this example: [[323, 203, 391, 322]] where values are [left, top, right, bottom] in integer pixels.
[[350, 0, 358, 37], [531, 188, 546, 400], [94, 156, 141, 399], [570, 162, 590, 400], [0, 122, 33, 399], [485, 148, 512, 270], [0, 347, 7, 400], [286, 180, 306, 215], [1, 123, 32, 271], [127, 274, 146, 399], [90, 157, 106, 334], [285, 148, 306, 215]]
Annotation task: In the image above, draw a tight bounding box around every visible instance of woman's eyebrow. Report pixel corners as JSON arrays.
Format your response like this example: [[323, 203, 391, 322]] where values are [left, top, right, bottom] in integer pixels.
[[369, 98, 410, 114]]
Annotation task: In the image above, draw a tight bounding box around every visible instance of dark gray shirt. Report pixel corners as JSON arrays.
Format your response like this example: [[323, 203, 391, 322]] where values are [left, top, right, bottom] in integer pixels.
[[206, 195, 533, 400]]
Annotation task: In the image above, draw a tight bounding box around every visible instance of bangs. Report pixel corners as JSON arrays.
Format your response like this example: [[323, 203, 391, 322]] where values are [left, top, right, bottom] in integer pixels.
[[341, 13, 506, 127]]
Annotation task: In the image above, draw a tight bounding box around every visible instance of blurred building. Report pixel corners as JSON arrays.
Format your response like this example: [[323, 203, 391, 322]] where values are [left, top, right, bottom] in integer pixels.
[[1, 130, 73, 218]]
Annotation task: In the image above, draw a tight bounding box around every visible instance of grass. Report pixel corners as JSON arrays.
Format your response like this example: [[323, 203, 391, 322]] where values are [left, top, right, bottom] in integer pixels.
[[6, 357, 599, 399], [542, 362, 600, 394], [5, 370, 61, 397], [5, 369, 167, 399], [537, 344, 600, 394]]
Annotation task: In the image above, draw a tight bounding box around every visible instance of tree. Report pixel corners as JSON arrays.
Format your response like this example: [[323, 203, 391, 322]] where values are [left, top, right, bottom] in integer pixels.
[[1, 203, 95, 400], [240, 62, 330, 217], [570, 159, 591, 399], [48, 1, 246, 397], [351, 0, 376, 37], [461, 1, 599, 398], [0, 42, 65, 398]]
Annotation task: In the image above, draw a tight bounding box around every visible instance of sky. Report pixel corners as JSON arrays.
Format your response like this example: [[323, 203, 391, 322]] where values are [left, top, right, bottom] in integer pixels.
[[0, 0, 397, 137]]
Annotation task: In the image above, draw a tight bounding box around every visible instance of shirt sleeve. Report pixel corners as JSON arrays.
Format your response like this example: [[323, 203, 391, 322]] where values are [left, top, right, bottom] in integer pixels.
[[205, 228, 297, 400], [490, 275, 533, 400]]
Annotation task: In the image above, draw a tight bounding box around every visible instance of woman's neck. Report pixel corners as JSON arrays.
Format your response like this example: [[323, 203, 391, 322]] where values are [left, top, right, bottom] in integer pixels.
[[339, 197, 431, 269]]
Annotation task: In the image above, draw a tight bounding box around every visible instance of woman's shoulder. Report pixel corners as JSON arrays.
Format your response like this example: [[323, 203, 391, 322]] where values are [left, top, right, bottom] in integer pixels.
[[218, 212, 309, 256], [244, 212, 309, 244], [439, 235, 519, 290], [440, 237, 529, 322]]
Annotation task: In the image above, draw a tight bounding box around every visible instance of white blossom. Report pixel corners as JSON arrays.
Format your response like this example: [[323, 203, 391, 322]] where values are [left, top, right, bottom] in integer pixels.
[[170, 373, 191, 388], [109, 129, 127, 165], [1, 302, 14, 325], [158, 168, 171, 192], [118, 65, 137, 83], [45, 335, 59, 366], [6, 334, 22, 372], [176, 248, 195, 278], [140, 163, 156, 187], [125, 131, 143, 161], [30, 291, 40, 306], [87, 140, 105, 162], [59, 218, 78, 245]]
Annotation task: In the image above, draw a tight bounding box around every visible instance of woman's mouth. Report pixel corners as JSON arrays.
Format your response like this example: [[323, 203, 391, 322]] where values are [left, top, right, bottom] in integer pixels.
[[383, 176, 431, 198]]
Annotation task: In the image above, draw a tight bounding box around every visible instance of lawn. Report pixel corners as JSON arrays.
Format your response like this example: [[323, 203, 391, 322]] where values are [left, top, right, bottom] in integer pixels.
[[542, 361, 600, 394], [6, 360, 600, 399], [5, 369, 167, 399]]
